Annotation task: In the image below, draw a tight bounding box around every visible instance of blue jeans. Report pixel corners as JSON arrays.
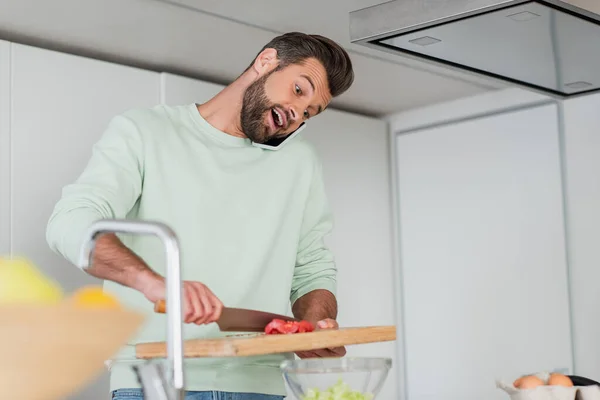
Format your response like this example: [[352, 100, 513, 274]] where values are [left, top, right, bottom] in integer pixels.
[[111, 389, 284, 400]]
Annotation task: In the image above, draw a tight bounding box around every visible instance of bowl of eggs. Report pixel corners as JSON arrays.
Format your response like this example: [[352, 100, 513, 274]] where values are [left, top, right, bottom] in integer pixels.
[[497, 372, 600, 400], [515, 373, 573, 389]]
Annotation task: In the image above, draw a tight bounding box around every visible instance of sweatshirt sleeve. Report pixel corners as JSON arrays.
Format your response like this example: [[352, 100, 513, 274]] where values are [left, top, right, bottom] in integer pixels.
[[290, 156, 337, 306], [46, 114, 144, 267]]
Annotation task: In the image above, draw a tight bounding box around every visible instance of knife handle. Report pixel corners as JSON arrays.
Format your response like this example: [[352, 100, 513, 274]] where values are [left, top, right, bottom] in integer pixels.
[[154, 300, 166, 313]]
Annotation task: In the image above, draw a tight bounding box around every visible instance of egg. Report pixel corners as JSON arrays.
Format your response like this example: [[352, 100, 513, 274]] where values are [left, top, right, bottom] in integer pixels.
[[514, 375, 545, 389], [548, 373, 573, 387]]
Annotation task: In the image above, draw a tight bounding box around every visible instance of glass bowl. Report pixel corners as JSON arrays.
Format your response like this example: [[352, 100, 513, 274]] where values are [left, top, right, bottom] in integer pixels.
[[280, 357, 392, 399]]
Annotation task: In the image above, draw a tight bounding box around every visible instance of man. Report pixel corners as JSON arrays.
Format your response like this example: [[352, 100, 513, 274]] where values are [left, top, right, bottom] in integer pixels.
[[46, 32, 354, 399]]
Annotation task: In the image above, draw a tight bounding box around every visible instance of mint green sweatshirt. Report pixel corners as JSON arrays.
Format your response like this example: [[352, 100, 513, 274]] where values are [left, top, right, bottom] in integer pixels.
[[46, 103, 337, 396]]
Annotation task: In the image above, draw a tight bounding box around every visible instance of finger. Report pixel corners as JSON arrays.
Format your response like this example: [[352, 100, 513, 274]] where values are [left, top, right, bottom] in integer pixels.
[[193, 286, 221, 325], [208, 290, 223, 323], [297, 349, 327, 358], [317, 348, 345, 358], [313, 349, 336, 358], [184, 296, 194, 323], [181, 284, 192, 323], [331, 346, 347, 357], [189, 284, 209, 324], [186, 283, 203, 324], [295, 351, 318, 359], [297, 346, 346, 359], [194, 290, 213, 325], [317, 319, 338, 330]]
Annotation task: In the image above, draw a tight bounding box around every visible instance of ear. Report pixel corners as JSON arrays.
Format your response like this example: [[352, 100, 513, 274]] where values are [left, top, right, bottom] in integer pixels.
[[251, 48, 279, 75]]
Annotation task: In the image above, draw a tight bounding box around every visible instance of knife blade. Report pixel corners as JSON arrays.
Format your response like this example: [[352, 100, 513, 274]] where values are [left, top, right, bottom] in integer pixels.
[[153, 300, 298, 332]]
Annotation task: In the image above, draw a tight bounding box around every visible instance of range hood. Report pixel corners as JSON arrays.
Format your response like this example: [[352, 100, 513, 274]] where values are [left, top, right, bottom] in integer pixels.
[[349, 0, 600, 98]]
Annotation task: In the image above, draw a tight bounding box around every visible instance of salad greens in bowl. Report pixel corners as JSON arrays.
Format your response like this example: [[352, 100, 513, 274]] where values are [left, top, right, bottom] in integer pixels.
[[280, 357, 392, 400]]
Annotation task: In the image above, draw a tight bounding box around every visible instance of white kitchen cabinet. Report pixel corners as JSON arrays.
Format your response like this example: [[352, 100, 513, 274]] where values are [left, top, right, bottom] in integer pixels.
[[10, 43, 159, 291], [562, 93, 600, 381], [160, 72, 224, 105], [0, 40, 9, 255], [9, 43, 159, 400], [395, 103, 572, 400], [303, 109, 398, 400]]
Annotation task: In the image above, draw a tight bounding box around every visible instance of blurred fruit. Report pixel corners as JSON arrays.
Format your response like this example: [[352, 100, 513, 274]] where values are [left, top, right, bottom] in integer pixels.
[[0, 257, 63, 304], [70, 286, 121, 309], [548, 373, 573, 387], [513, 375, 544, 389]]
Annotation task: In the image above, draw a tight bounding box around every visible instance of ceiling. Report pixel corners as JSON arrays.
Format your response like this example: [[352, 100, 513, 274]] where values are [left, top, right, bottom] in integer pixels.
[[158, 0, 506, 116], [0, 0, 507, 116]]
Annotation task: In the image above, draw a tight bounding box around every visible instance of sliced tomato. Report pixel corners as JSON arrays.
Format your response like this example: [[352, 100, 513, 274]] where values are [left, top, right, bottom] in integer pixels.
[[297, 320, 315, 333], [279, 321, 299, 334], [264, 318, 314, 334], [265, 319, 286, 334]]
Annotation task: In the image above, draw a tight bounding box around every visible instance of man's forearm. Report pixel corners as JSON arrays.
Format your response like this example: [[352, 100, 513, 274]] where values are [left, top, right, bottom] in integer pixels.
[[292, 289, 338, 323], [86, 233, 162, 292]]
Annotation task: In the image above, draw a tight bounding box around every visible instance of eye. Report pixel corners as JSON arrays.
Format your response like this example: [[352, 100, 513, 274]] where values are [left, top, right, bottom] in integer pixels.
[[303, 110, 310, 119], [295, 84, 302, 95]]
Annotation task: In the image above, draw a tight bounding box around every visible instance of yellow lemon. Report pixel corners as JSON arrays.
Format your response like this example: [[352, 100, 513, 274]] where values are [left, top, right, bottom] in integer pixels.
[[70, 286, 121, 309], [0, 257, 63, 304]]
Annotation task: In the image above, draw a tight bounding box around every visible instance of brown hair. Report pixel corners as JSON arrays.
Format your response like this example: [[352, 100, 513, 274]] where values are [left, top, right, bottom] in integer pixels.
[[249, 32, 355, 97]]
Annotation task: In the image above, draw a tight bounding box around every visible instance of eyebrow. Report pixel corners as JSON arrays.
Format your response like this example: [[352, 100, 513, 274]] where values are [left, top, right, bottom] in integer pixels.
[[301, 74, 315, 91], [300, 74, 323, 114]]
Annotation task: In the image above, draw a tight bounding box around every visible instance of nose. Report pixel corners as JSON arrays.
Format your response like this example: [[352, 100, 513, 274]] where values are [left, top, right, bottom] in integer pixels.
[[287, 106, 301, 125]]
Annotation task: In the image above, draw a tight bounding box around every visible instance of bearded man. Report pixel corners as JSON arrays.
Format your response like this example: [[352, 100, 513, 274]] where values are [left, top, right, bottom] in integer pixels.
[[46, 31, 354, 400]]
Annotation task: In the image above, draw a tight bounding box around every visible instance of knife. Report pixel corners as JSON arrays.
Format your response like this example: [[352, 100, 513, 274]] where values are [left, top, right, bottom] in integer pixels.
[[153, 300, 299, 332]]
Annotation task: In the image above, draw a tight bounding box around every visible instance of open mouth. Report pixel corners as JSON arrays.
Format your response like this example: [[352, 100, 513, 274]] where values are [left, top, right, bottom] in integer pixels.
[[270, 108, 286, 130]]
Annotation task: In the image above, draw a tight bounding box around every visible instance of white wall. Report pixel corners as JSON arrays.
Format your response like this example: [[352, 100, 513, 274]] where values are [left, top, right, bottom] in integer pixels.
[[0, 42, 396, 400]]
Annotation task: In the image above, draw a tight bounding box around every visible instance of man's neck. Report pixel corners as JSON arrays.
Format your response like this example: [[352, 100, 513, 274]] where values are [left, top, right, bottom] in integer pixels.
[[196, 74, 253, 138]]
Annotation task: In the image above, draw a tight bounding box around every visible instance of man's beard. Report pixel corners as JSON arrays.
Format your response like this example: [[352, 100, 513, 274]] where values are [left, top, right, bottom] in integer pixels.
[[240, 71, 281, 144]]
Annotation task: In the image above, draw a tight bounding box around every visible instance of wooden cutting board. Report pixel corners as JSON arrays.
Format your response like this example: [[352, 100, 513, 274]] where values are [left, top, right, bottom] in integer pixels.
[[136, 325, 396, 359]]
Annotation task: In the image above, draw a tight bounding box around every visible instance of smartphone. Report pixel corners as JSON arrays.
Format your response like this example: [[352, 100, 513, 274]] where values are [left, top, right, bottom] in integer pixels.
[[251, 123, 306, 151]]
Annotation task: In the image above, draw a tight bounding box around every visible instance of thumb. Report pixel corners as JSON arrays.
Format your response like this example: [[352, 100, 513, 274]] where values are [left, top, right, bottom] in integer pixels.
[[317, 319, 337, 329]]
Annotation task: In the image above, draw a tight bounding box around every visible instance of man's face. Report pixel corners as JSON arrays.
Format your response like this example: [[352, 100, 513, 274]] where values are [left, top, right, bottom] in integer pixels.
[[240, 57, 332, 144]]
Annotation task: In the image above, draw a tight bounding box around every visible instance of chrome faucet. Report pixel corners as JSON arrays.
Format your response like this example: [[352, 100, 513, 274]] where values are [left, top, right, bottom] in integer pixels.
[[78, 219, 185, 400]]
